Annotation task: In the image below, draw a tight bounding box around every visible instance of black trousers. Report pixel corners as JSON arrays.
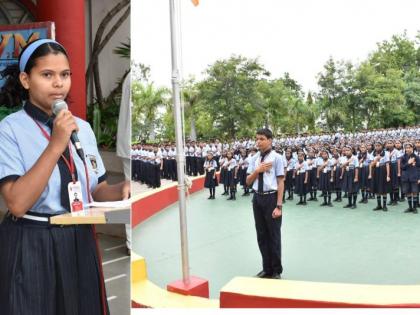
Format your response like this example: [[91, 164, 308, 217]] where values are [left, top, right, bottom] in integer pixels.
[[252, 192, 282, 275]]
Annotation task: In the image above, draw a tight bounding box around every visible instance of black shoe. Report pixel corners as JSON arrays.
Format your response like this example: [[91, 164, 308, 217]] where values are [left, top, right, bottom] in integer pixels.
[[333, 198, 338, 202], [328, 202, 333, 207], [208, 196, 212, 199], [222, 192, 228, 196], [286, 196, 292, 200], [256, 270, 272, 278], [336, 198, 342, 202], [211, 196, 215, 199], [413, 208, 418, 214], [392, 201, 398, 206], [351, 204, 357, 209], [373, 206, 382, 211], [227, 196, 233, 200], [343, 204, 352, 208], [358, 199, 365, 203], [301, 202, 307, 205], [404, 208, 413, 213], [312, 198, 318, 201], [296, 201, 303, 205], [382, 206, 388, 212], [320, 202, 328, 206], [387, 201, 393, 206], [400, 198, 406, 202], [271, 273, 282, 279], [362, 199, 368, 204]]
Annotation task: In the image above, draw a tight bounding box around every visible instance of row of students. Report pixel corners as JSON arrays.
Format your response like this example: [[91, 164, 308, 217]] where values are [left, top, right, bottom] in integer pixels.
[[203, 140, 420, 213]]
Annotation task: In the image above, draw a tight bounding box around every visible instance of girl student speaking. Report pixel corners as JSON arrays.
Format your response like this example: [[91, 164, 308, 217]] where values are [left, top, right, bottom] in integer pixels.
[[0, 39, 130, 314]]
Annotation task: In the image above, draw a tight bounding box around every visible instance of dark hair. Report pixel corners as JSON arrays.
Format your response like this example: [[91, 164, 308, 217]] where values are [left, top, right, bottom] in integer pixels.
[[0, 40, 68, 107], [256, 128, 273, 139]]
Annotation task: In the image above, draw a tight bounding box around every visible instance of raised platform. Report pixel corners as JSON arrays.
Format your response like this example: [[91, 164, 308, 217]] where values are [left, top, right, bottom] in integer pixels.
[[220, 277, 420, 308]]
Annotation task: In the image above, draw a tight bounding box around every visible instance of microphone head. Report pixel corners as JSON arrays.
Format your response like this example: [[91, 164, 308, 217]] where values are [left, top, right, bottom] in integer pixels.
[[52, 99, 68, 116]]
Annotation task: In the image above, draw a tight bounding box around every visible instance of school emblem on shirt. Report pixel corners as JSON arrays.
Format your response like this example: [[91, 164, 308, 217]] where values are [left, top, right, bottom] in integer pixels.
[[87, 154, 98, 173]]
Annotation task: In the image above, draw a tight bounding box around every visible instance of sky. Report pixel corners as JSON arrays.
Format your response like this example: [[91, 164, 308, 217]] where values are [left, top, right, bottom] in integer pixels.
[[132, 0, 420, 93]]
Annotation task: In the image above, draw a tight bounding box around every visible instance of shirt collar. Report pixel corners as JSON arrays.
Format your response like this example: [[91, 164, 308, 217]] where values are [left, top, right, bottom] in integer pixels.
[[23, 101, 54, 127]]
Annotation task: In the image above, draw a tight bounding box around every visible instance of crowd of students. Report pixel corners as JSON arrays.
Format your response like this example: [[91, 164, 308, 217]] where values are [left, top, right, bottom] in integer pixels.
[[132, 127, 420, 212]]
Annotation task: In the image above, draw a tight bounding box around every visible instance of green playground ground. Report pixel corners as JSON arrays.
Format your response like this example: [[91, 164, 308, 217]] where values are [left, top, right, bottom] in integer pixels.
[[134, 189, 420, 298]]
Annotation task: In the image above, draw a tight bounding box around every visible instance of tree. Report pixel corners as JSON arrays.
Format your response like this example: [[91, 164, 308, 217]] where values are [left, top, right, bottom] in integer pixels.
[[198, 55, 269, 139], [131, 81, 170, 141]]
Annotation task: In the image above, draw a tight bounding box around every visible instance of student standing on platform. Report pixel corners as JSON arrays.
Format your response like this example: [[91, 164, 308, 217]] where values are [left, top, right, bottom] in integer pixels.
[[0, 39, 130, 315], [246, 128, 285, 279]]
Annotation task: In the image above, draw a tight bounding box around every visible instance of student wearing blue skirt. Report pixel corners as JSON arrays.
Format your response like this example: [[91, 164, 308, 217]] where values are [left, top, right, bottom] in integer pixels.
[[401, 143, 420, 213], [295, 151, 309, 205], [0, 39, 129, 315], [357, 144, 371, 204], [340, 146, 360, 209], [204, 152, 218, 199], [370, 142, 391, 211], [317, 149, 334, 206]]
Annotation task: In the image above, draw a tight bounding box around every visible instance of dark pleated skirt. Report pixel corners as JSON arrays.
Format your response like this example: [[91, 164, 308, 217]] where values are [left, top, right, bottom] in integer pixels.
[[237, 167, 247, 186], [220, 168, 226, 185], [359, 165, 369, 189], [334, 166, 342, 190], [225, 169, 237, 188], [341, 169, 359, 193], [285, 170, 295, 190], [390, 162, 399, 190], [204, 170, 218, 188], [308, 168, 318, 189], [373, 164, 392, 194], [294, 172, 308, 195], [318, 170, 332, 192], [0, 213, 109, 315]]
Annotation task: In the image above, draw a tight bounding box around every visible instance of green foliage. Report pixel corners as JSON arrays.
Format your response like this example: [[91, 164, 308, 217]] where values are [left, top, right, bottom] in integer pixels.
[[0, 106, 20, 121], [131, 81, 170, 142], [134, 32, 420, 142]]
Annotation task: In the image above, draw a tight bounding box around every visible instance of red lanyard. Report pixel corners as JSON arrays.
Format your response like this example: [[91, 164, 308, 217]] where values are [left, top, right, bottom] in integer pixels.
[[32, 119, 76, 183]]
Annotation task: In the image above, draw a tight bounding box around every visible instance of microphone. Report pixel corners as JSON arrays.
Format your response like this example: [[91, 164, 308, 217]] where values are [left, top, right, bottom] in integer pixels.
[[52, 99, 85, 162]]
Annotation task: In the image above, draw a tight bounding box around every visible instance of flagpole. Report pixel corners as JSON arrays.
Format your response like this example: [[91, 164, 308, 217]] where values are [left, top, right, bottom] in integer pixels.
[[169, 0, 190, 284]]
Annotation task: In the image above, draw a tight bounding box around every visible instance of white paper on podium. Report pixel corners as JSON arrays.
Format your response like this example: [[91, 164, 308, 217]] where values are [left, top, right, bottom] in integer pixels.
[[87, 199, 131, 209]]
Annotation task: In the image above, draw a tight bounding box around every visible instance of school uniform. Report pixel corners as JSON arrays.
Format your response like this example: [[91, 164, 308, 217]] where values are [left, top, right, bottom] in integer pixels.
[[401, 153, 420, 212], [372, 151, 391, 194], [168, 148, 177, 181], [341, 155, 360, 208], [204, 159, 218, 199], [306, 157, 318, 200], [284, 157, 296, 200], [238, 156, 250, 195], [247, 150, 285, 278], [0, 102, 109, 315], [225, 158, 238, 200], [372, 151, 391, 211], [294, 160, 309, 204], [357, 152, 372, 203], [318, 158, 334, 206], [219, 157, 228, 195], [389, 149, 400, 204]]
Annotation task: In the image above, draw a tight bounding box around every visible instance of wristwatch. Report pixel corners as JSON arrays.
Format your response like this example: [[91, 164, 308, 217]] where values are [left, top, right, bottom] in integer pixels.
[[276, 204, 282, 209]]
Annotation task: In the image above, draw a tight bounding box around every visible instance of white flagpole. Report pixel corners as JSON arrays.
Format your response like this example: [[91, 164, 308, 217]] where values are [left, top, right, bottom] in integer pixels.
[[169, 0, 190, 284]]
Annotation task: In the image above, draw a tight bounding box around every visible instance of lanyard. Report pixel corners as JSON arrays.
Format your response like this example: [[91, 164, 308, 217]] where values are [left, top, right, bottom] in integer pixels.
[[32, 118, 76, 183]]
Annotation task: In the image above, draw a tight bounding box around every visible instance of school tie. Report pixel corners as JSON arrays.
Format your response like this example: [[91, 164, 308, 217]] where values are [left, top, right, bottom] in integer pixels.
[[258, 150, 271, 193]]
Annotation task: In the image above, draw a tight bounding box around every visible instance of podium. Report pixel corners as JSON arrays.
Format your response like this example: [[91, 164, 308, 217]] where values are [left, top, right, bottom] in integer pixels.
[[50, 206, 130, 225]]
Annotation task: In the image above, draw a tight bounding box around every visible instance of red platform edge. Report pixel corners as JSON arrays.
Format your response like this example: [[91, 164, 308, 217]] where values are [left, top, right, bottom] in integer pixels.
[[219, 291, 420, 308], [133, 174, 218, 228], [167, 276, 210, 299]]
